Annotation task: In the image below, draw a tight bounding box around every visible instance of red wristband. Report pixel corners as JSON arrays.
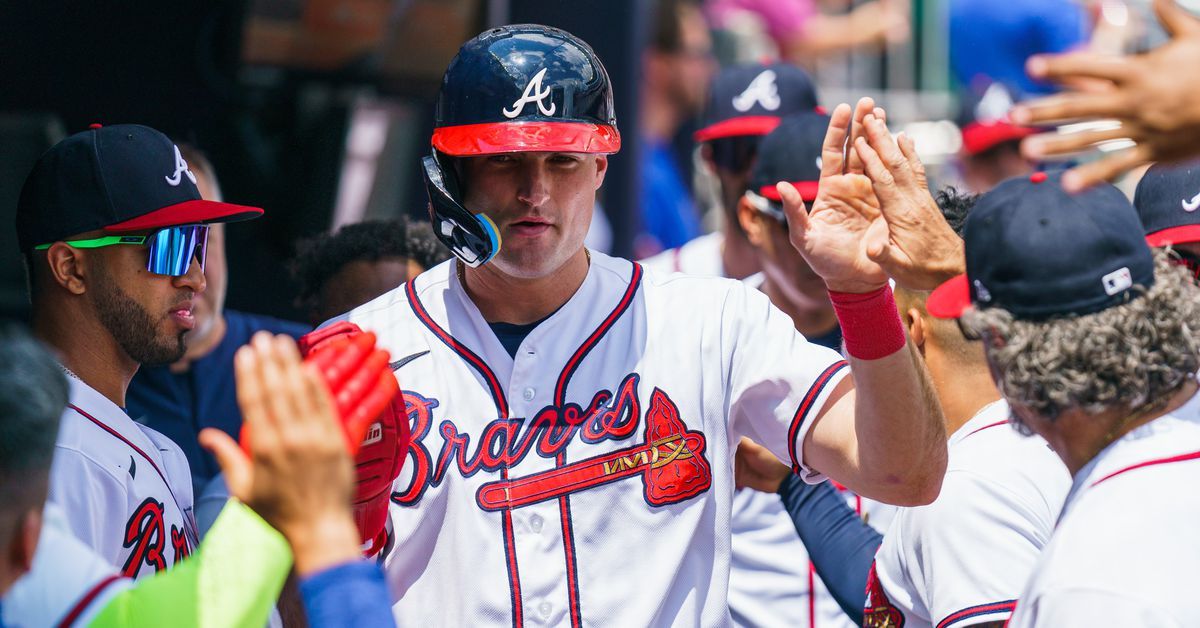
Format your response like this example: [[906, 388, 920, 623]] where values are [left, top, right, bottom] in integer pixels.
[[828, 285, 907, 360]]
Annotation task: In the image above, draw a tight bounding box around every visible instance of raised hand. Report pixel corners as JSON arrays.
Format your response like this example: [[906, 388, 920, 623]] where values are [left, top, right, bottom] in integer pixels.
[[199, 332, 361, 575], [784, 98, 888, 294], [854, 113, 966, 290], [1011, 0, 1200, 191]]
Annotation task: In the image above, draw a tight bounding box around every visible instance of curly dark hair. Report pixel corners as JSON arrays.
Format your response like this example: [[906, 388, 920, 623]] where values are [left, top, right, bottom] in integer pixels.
[[291, 217, 450, 308], [933, 186, 979, 238]]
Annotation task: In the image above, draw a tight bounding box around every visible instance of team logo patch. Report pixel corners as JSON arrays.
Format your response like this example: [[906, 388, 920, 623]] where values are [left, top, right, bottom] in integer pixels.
[[1183, 191, 1200, 212], [165, 144, 197, 187], [503, 67, 557, 119], [863, 561, 906, 627], [732, 69, 781, 113], [393, 375, 712, 509], [1102, 266, 1133, 296]]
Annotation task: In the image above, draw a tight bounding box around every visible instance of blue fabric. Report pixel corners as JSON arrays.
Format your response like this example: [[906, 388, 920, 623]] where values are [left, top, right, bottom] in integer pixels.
[[300, 560, 395, 628], [949, 0, 1087, 96], [640, 140, 702, 252], [126, 310, 309, 494], [488, 320, 543, 358], [778, 473, 882, 624]]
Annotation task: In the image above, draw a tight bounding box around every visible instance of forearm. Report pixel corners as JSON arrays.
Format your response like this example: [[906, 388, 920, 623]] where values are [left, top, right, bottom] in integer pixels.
[[778, 474, 881, 624], [89, 501, 292, 628], [299, 560, 396, 628], [847, 341, 946, 504]]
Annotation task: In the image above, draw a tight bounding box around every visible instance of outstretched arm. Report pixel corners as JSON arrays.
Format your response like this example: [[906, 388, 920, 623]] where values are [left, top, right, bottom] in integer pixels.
[[784, 100, 947, 505]]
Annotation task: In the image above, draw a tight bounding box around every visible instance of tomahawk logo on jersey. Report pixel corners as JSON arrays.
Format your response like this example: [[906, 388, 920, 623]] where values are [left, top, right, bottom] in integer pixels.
[[865, 401, 1070, 628], [336, 254, 849, 626], [49, 377, 198, 579]]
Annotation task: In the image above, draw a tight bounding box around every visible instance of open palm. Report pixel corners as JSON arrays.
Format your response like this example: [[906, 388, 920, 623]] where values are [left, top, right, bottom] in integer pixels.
[[783, 100, 889, 294]]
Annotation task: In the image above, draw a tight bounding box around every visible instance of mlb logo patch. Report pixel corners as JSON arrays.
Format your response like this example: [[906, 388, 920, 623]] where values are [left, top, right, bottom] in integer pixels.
[[1102, 267, 1133, 296]]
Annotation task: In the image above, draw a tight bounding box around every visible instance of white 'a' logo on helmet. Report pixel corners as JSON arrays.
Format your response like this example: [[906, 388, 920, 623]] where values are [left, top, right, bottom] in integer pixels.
[[503, 67, 557, 119], [732, 70, 781, 113], [165, 144, 197, 187]]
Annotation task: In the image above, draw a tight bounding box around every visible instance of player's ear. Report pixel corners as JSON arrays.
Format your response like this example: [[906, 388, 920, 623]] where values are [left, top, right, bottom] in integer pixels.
[[737, 195, 766, 246], [44, 242, 88, 295], [905, 308, 926, 353], [11, 507, 42, 575], [592, 155, 608, 190]]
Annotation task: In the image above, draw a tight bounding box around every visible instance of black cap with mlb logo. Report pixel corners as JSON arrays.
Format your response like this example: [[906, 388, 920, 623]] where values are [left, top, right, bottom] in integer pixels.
[[694, 62, 820, 142], [1133, 159, 1200, 247], [927, 171, 1155, 321], [748, 112, 831, 211], [16, 123, 263, 252]]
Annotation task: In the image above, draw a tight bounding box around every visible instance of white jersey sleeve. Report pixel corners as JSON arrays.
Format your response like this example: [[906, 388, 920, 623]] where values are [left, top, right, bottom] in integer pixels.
[[1015, 589, 1185, 628], [2, 503, 131, 628], [724, 281, 849, 481]]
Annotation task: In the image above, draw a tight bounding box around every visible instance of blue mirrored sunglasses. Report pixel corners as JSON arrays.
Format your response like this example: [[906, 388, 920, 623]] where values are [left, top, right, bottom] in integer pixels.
[[35, 224, 210, 277]]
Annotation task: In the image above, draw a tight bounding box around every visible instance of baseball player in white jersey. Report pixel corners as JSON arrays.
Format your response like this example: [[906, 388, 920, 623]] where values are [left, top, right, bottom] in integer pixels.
[[338, 25, 948, 626], [15, 123, 264, 578], [926, 171, 1200, 627]]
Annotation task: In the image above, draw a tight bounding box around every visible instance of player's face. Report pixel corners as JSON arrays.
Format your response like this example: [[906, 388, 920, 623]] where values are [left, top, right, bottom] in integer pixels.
[[87, 236, 206, 366], [311, 256, 423, 326], [462, 151, 606, 279], [740, 200, 823, 296]]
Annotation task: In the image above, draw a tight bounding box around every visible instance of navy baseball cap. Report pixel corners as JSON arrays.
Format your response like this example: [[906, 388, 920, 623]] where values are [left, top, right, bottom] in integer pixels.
[[693, 62, 820, 142], [1133, 160, 1200, 247], [928, 171, 1155, 321], [957, 82, 1035, 156], [747, 112, 830, 210], [16, 124, 263, 252]]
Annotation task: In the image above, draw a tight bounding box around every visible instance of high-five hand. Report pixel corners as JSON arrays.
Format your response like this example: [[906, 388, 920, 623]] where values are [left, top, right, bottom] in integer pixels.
[[784, 98, 887, 294], [854, 113, 966, 290]]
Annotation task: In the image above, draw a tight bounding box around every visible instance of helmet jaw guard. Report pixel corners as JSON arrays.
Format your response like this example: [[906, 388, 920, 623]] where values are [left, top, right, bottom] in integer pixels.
[[421, 154, 501, 268]]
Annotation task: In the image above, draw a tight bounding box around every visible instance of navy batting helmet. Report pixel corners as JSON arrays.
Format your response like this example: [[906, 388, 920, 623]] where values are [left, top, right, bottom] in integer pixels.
[[422, 24, 621, 267]]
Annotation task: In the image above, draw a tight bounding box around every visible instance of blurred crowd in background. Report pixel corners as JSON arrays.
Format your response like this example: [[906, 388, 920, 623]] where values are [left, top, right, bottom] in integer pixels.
[[0, 0, 1191, 326]]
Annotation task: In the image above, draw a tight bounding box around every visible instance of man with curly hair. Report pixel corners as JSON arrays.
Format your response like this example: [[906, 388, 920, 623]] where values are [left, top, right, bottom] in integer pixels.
[[926, 171, 1200, 627], [291, 217, 449, 326]]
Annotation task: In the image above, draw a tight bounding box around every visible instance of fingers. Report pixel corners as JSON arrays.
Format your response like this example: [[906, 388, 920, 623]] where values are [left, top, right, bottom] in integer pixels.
[[1155, 0, 1200, 38], [1021, 124, 1131, 160], [845, 97, 877, 174], [1060, 146, 1151, 192], [1010, 91, 1129, 126], [308, 333, 375, 391], [200, 428, 252, 501], [234, 336, 279, 454], [333, 349, 390, 419], [862, 113, 919, 191], [1025, 51, 1133, 85], [777, 182, 811, 236], [820, 104, 854, 178], [896, 133, 929, 191]]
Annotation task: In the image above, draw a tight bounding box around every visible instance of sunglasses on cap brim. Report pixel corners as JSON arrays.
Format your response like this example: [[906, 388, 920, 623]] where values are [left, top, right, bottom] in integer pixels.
[[34, 224, 210, 277]]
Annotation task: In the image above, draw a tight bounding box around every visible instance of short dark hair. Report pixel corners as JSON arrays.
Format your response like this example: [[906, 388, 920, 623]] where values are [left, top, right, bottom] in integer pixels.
[[934, 186, 979, 238], [291, 217, 450, 310], [0, 326, 69, 517], [651, 0, 702, 53]]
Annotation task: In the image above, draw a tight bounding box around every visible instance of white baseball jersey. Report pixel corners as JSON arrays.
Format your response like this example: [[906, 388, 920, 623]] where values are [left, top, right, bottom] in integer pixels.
[[865, 400, 1070, 628], [342, 252, 850, 627], [49, 376, 198, 579], [640, 231, 725, 277], [2, 502, 131, 627], [1008, 390, 1200, 628]]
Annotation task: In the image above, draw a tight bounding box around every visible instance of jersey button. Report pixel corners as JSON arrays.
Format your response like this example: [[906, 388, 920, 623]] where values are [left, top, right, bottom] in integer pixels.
[[530, 514, 543, 533], [523, 387, 535, 401], [538, 602, 552, 618]]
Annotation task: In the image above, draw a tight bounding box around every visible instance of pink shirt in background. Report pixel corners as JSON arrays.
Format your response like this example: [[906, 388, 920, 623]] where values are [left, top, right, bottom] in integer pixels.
[[705, 0, 817, 45]]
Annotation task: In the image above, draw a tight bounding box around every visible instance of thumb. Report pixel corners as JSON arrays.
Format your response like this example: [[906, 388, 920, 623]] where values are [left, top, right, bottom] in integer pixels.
[[199, 428, 253, 502], [1156, 0, 1200, 37], [777, 182, 810, 232]]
